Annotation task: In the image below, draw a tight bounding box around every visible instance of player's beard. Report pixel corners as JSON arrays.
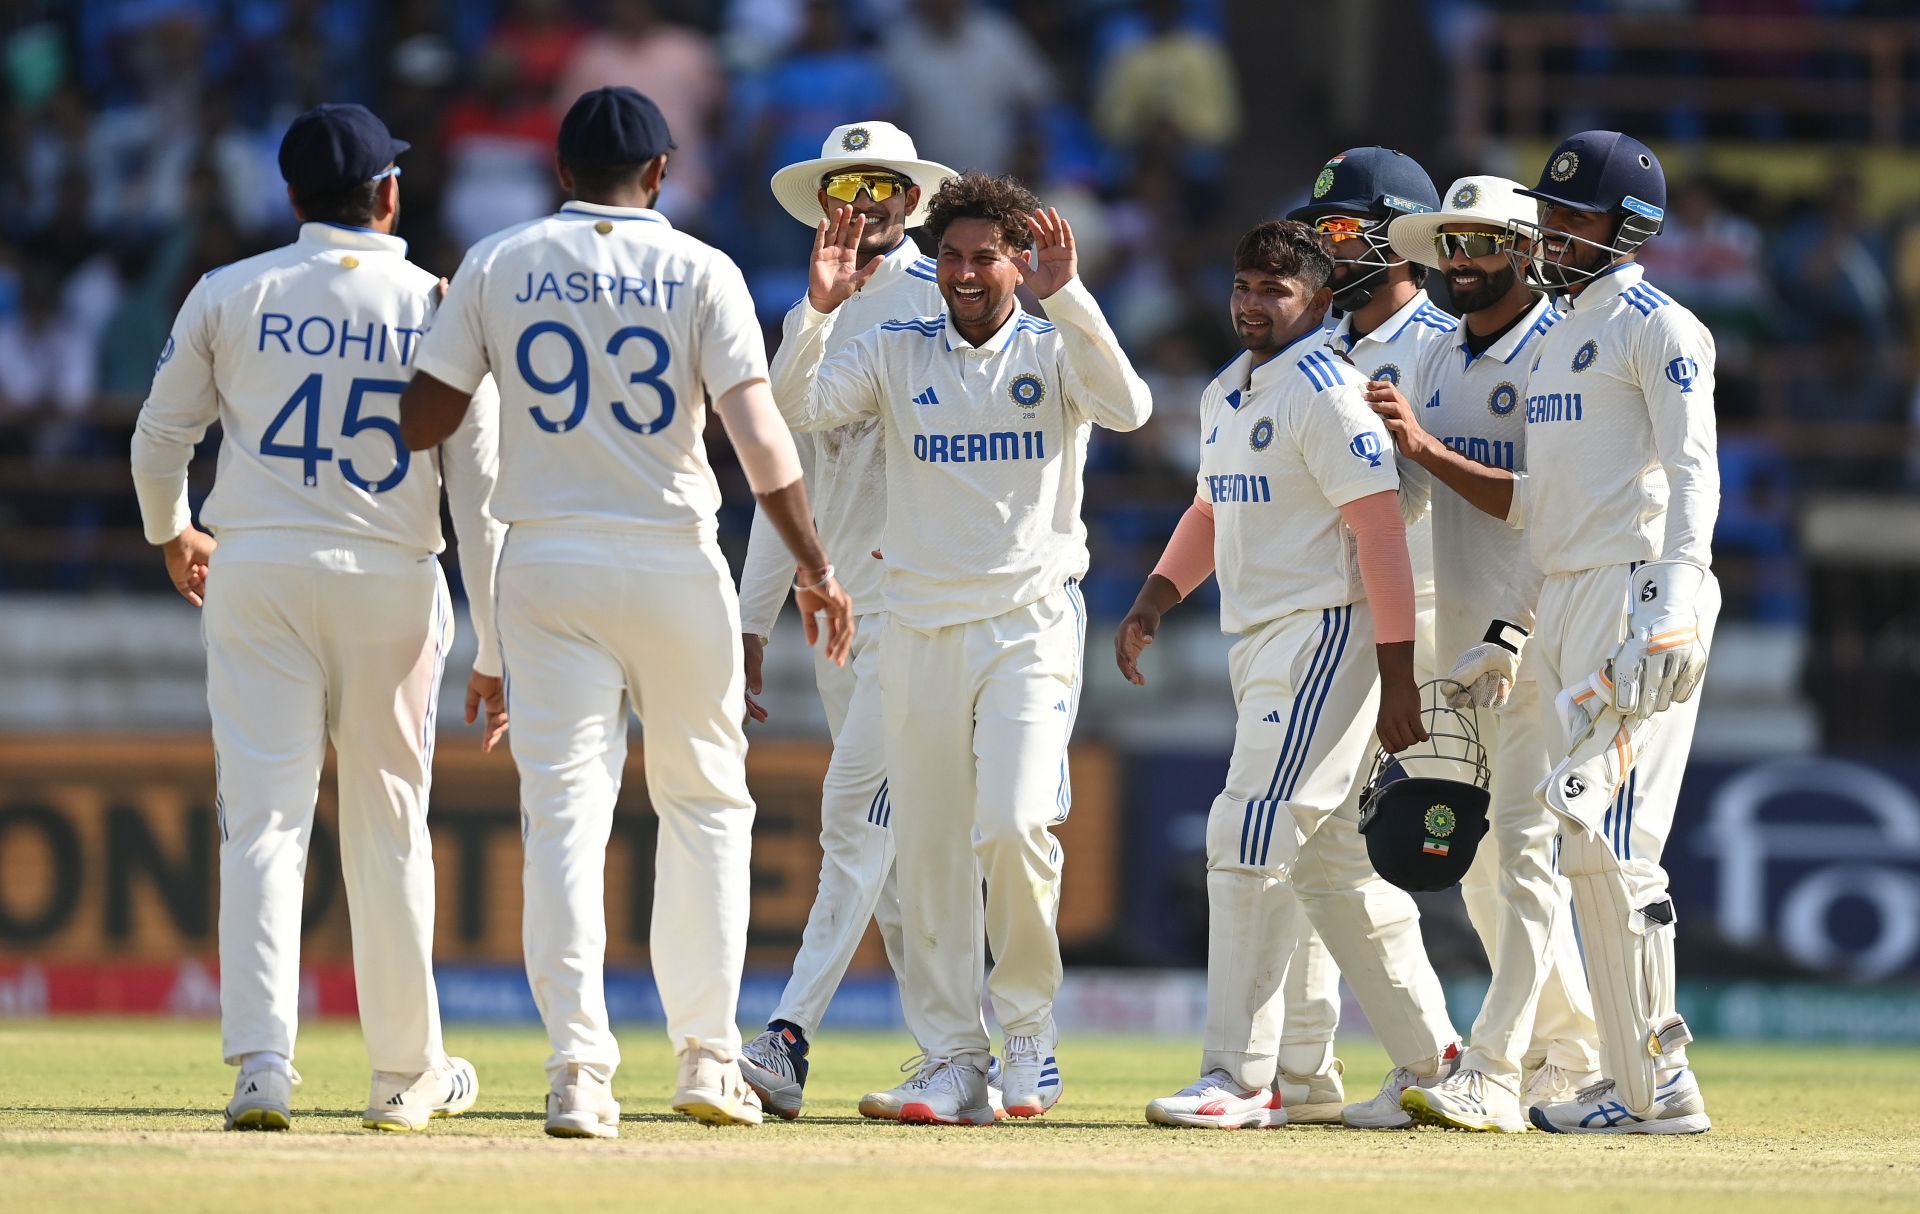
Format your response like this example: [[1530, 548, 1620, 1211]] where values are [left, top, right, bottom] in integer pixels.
[[1449, 260, 1517, 314]]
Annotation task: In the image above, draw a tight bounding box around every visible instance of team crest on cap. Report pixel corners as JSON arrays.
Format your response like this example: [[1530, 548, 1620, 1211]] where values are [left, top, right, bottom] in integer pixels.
[[1451, 182, 1481, 210], [1549, 151, 1580, 183], [1572, 339, 1599, 372], [1249, 417, 1275, 451], [1008, 372, 1046, 413], [1488, 382, 1518, 416], [842, 127, 871, 152], [1312, 156, 1344, 200], [1424, 805, 1457, 837], [1371, 363, 1401, 387]]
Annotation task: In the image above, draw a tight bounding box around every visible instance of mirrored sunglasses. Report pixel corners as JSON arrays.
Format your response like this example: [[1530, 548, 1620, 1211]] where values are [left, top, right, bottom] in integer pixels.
[[1433, 231, 1516, 260], [1312, 215, 1375, 237], [822, 172, 911, 203]]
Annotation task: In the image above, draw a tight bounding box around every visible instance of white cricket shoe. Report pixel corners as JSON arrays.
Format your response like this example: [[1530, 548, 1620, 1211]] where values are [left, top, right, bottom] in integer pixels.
[[861, 1054, 1005, 1121], [1401, 1067, 1526, 1133], [896, 1057, 996, 1127], [739, 1026, 808, 1121], [1274, 1057, 1346, 1124], [1523, 1061, 1602, 1111], [545, 1065, 620, 1139], [225, 1063, 298, 1131], [363, 1057, 479, 1132], [1145, 1070, 1284, 1129], [672, 1042, 764, 1126], [1000, 1028, 1062, 1118], [1342, 1045, 1460, 1129], [1529, 1068, 1712, 1136]]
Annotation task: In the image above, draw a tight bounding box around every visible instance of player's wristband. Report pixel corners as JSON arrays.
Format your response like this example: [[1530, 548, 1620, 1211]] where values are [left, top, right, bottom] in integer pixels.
[[1482, 619, 1530, 654], [794, 564, 836, 593]]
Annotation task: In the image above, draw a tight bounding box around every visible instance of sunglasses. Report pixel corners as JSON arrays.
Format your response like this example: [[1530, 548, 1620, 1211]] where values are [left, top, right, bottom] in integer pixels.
[[822, 172, 912, 204], [1311, 215, 1375, 237], [1433, 231, 1517, 260]]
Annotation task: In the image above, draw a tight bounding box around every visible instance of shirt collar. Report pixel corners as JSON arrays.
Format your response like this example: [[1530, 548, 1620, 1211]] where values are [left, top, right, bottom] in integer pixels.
[[943, 300, 1027, 355], [299, 222, 407, 255], [1565, 260, 1642, 311], [1248, 324, 1326, 390], [1329, 289, 1431, 351], [558, 200, 671, 226], [1456, 293, 1560, 366]]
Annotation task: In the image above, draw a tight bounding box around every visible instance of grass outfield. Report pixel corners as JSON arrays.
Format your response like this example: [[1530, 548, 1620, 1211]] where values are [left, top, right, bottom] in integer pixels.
[[2, 1021, 1916, 1213]]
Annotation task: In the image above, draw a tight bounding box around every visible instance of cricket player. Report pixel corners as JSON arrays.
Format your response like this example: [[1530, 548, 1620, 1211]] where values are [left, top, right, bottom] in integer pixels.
[[775, 172, 1151, 1125], [398, 87, 853, 1137], [128, 103, 501, 1133], [1116, 219, 1459, 1131], [1368, 175, 1603, 1131], [1367, 132, 1717, 1135], [732, 122, 979, 1121]]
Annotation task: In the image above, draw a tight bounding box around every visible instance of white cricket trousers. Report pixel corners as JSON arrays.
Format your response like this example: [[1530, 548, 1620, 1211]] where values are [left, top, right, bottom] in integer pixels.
[[881, 584, 1086, 1064], [206, 541, 451, 1073], [498, 534, 754, 1088], [768, 613, 912, 1036], [1455, 677, 1600, 1081], [1204, 602, 1456, 1090], [1532, 563, 1718, 1107]]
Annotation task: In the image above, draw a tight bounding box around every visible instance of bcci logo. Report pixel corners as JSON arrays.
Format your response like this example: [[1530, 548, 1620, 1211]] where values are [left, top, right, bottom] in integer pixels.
[[1665, 355, 1698, 394], [841, 127, 871, 152], [1249, 417, 1275, 451], [1451, 182, 1481, 210], [1313, 156, 1343, 200], [1488, 381, 1518, 416], [1371, 363, 1401, 387], [1550, 151, 1580, 183], [1008, 372, 1046, 414], [1424, 805, 1457, 838], [1572, 339, 1599, 372], [1349, 431, 1383, 467]]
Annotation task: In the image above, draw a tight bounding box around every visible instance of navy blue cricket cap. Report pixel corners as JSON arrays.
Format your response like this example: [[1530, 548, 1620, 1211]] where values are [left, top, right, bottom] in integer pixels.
[[1518, 130, 1666, 221], [279, 104, 409, 196], [558, 86, 675, 166], [1288, 146, 1439, 224]]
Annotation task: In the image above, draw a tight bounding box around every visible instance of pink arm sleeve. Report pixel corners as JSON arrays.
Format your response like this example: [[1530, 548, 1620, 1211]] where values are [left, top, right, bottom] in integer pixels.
[[1340, 489, 1415, 644], [1150, 496, 1216, 599]]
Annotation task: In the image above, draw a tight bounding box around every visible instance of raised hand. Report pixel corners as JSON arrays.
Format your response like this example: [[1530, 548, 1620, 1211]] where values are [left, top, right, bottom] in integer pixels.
[[1018, 207, 1077, 299], [808, 205, 884, 314]]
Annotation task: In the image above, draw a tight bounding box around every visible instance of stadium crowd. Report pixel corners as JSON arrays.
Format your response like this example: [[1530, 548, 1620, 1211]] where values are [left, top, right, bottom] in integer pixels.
[[0, 0, 1915, 648]]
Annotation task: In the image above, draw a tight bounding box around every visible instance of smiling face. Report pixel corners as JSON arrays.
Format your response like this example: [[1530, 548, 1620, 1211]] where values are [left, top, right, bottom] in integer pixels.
[[1534, 203, 1618, 284], [936, 216, 1023, 335], [816, 163, 919, 261], [1230, 267, 1330, 360], [1438, 222, 1524, 313]]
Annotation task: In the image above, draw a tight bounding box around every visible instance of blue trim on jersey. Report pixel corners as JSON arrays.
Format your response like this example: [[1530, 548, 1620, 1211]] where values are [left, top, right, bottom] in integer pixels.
[[1620, 284, 1669, 316], [556, 203, 664, 224], [905, 265, 940, 283], [1411, 303, 1459, 333], [1054, 580, 1087, 824], [1296, 349, 1353, 392], [880, 319, 944, 338], [1014, 317, 1057, 336]]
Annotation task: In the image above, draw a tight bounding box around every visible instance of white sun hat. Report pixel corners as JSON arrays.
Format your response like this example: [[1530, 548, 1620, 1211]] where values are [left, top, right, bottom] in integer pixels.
[[769, 120, 957, 228], [1387, 175, 1536, 270]]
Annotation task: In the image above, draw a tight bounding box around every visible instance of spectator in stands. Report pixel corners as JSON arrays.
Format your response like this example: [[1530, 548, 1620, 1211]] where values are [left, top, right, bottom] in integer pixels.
[[1092, 0, 1239, 170], [485, 0, 588, 98], [0, 258, 97, 457], [1637, 177, 1772, 339], [438, 47, 561, 250], [1772, 166, 1895, 346], [554, 0, 725, 218], [880, 0, 1053, 173]]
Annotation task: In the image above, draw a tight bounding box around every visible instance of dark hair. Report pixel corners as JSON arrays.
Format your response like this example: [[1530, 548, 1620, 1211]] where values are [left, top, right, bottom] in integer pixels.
[[924, 170, 1037, 251], [294, 179, 380, 227], [1233, 219, 1334, 292], [565, 159, 656, 198]]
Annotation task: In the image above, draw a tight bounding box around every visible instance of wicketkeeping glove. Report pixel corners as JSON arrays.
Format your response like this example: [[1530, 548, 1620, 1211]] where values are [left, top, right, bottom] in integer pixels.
[[1443, 620, 1529, 710], [1608, 559, 1712, 720]]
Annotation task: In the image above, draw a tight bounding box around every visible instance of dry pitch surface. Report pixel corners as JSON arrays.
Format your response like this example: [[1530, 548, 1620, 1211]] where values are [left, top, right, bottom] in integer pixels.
[[2, 1019, 1915, 1213]]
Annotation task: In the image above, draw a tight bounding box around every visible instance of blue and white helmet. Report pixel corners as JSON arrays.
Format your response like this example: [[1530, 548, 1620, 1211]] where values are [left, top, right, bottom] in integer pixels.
[[1515, 130, 1667, 288]]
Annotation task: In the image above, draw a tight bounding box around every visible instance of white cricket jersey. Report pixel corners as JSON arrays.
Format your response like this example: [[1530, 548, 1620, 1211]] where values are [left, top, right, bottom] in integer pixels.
[[413, 200, 768, 563], [737, 238, 943, 636], [129, 221, 507, 672], [1510, 263, 1718, 575], [1424, 293, 1560, 658], [1199, 327, 1400, 635], [773, 276, 1151, 631], [1328, 290, 1458, 606]]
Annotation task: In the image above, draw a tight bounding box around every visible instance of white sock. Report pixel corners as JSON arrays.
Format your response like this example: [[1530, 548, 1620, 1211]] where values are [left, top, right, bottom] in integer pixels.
[[239, 1051, 291, 1076], [1278, 1042, 1334, 1078]]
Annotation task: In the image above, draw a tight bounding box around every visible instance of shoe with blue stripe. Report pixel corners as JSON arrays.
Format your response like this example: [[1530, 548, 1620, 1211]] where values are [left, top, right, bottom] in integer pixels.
[[1529, 1067, 1711, 1135], [1001, 1028, 1063, 1118], [740, 1022, 809, 1120], [363, 1056, 479, 1132]]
